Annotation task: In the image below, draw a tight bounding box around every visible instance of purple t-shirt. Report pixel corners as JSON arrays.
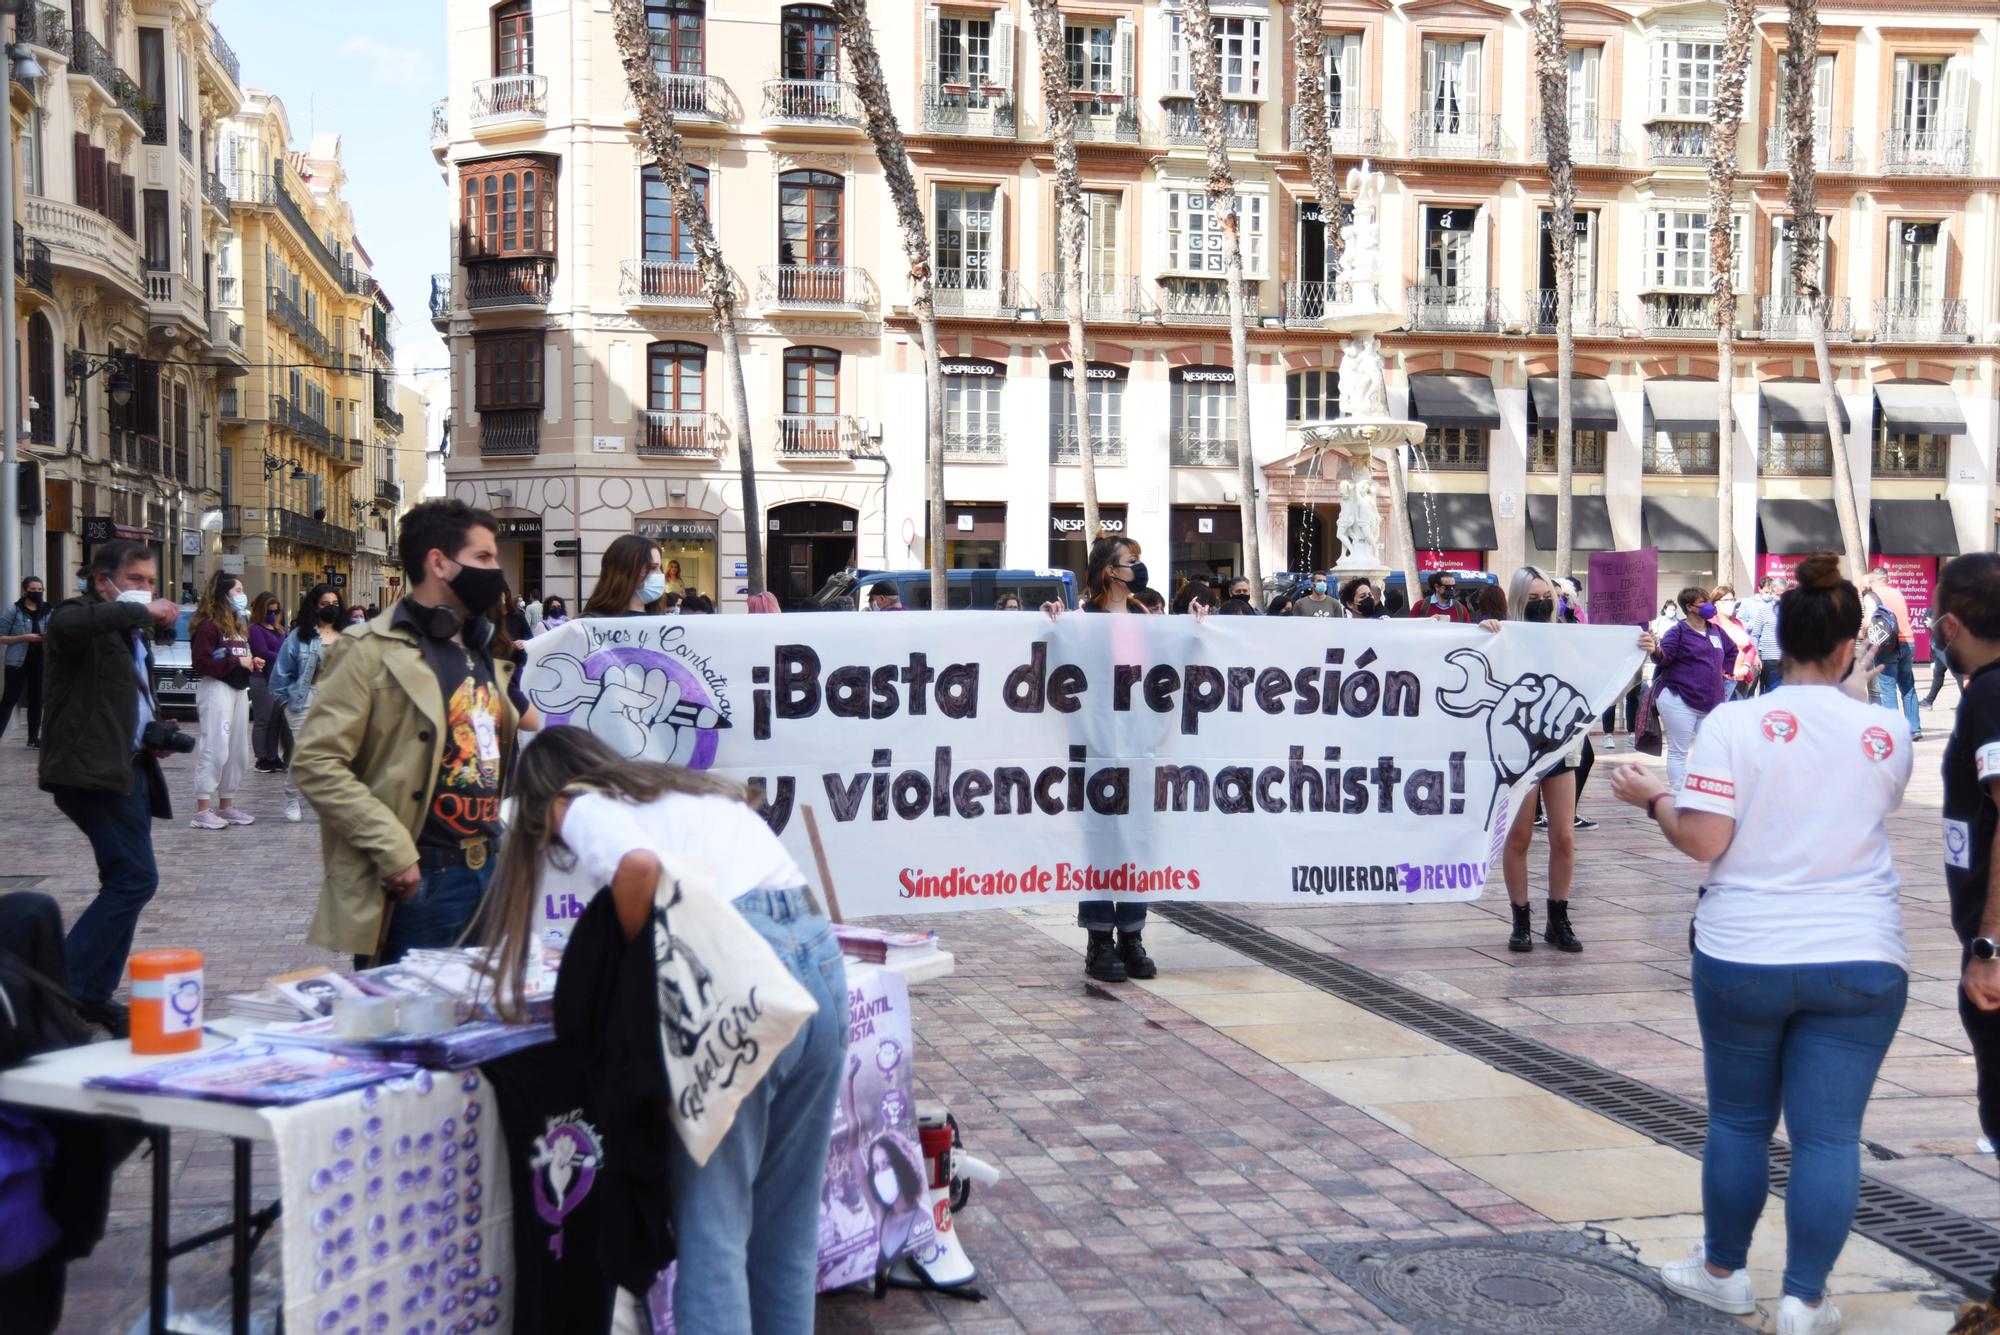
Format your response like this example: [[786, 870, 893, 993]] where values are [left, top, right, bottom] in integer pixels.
[[1654, 620, 1730, 714]]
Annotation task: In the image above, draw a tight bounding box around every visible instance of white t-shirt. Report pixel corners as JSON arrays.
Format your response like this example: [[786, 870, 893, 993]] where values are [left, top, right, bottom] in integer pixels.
[[532, 790, 806, 946], [1677, 684, 1913, 968]]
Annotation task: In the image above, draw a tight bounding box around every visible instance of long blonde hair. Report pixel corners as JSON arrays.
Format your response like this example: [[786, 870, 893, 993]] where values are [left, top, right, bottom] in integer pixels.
[[193, 570, 245, 639], [480, 725, 746, 1021]]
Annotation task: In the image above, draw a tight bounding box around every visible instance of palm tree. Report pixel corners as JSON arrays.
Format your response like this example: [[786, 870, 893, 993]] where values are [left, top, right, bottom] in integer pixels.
[[1530, 0, 1576, 582], [1029, 0, 1099, 541], [610, 0, 763, 594], [1289, 0, 1343, 285], [831, 0, 945, 605], [1183, 0, 1262, 589], [1784, 0, 1865, 572], [1708, 0, 1754, 591]]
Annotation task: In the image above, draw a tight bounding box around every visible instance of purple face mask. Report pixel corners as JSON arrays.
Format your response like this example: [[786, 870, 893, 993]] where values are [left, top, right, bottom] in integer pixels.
[[1697, 602, 1717, 619]]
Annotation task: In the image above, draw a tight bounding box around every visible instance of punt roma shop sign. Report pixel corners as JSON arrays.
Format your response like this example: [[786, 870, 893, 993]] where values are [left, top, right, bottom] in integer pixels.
[[522, 616, 1642, 916]]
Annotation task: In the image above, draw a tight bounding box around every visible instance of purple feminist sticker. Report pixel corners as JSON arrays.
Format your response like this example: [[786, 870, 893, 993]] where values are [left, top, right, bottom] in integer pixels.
[[528, 1113, 603, 1259]]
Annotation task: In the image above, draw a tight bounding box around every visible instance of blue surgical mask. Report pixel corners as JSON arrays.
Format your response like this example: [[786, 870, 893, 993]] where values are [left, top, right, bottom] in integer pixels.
[[229, 593, 249, 614], [639, 573, 668, 604], [1313, 580, 1327, 595]]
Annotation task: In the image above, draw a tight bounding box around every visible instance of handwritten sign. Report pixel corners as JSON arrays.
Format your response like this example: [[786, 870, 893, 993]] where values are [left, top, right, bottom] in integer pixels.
[[1586, 548, 1660, 628]]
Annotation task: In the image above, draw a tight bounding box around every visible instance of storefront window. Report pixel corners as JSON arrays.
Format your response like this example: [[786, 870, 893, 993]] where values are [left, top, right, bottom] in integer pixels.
[[1170, 506, 1241, 587], [636, 517, 721, 601], [1049, 505, 1126, 581]]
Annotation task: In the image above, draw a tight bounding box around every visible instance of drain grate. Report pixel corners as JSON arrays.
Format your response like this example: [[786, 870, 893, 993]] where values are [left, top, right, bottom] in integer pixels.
[[1162, 903, 2000, 1299], [1309, 1230, 1752, 1333]]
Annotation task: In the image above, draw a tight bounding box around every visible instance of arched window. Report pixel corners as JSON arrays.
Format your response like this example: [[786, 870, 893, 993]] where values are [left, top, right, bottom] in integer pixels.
[[494, 0, 534, 77], [642, 165, 708, 267], [648, 341, 706, 413], [26, 314, 53, 445]]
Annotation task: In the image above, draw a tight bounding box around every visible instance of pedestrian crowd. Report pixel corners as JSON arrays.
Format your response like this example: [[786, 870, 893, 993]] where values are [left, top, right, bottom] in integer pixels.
[[13, 502, 2000, 1335]]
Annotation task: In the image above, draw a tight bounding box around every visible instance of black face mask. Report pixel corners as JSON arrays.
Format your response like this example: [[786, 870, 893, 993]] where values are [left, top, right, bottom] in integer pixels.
[[316, 604, 342, 626], [1130, 561, 1150, 591], [21, 593, 40, 607], [446, 562, 507, 617], [1524, 597, 1556, 623], [1356, 597, 1378, 616]]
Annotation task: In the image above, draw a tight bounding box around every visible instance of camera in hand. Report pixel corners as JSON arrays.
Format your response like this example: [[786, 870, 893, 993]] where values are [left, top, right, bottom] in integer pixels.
[[141, 719, 196, 755]]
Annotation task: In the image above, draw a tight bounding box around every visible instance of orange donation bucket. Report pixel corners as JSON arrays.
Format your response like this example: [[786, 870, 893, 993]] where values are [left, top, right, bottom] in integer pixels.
[[130, 948, 205, 1054]]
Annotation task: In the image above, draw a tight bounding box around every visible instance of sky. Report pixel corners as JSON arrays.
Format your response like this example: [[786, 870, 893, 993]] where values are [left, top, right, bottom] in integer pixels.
[[212, 0, 449, 387]]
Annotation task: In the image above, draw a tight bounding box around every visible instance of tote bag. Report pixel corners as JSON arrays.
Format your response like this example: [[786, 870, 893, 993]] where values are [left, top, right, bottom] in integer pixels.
[[648, 854, 819, 1166]]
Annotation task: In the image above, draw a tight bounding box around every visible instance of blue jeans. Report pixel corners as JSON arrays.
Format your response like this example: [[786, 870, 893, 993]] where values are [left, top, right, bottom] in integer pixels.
[[1078, 901, 1147, 932], [376, 861, 493, 965], [1876, 641, 1919, 732], [1759, 661, 1783, 694], [1692, 950, 1907, 1301], [54, 760, 160, 1005], [671, 887, 849, 1335]]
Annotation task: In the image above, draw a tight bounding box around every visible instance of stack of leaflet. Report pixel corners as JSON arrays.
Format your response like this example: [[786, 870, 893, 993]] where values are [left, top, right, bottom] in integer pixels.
[[833, 925, 941, 967], [257, 1016, 553, 1070], [86, 1041, 417, 1106]]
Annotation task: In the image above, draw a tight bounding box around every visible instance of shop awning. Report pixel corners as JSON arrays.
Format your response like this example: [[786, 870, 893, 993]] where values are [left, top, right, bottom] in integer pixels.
[[1760, 381, 1851, 434], [1872, 499, 1961, 556], [1875, 382, 1967, 435], [1645, 381, 1724, 435], [1758, 499, 1843, 554], [1528, 378, 1620, 433], [1526, 495, 1615, 550], [1407, 492, 1497, 552], [1641, 496, 1718, 552], [1408, 375, 1502, 430]]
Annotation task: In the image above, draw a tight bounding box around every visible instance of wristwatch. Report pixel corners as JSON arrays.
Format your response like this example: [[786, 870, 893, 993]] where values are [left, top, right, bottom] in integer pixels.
[[1974, 938, 2000, 961]]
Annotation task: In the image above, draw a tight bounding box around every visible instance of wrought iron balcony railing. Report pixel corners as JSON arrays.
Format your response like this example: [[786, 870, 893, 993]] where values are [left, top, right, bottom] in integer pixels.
[[638, 410, 725, 459], [1527, 431, 1607, 473], [464, 258, 554, 309], [777, 413, 855, 458], [1646, 118, 1713, 166], [619, 259, 725, 307], [1644, 434, 1720, 475], [1069, 99, 1140, 143], [1873, 296, 1968, 342], [1156, 277, 1256, 325], [1412, 435, 1489, 472], [1881, 126, 1973, 175], [202, 170, 228, 215], [1765, 125, 1855, 172], [1640, 292, 1737, 336], [1873, 436, 1948, 478], [470, 75, 549, 128], [943, 429, 1006, 461], [210, 28, 240, 86], [1169, 429, 1239, 468], [429, 273, 450, 321], [1407, 284, 1503, 332], [757, 264, 873, 311], [1284, 281, 1353, 325], [480, 411, 540, 457], [1049, 428, 1126, 464], [430, 99, 449, 146], [932, 268, 1019, 317], [1529, 118, 1626, 166], [1407, 110, 1503, 160], [19, 4, 66, 55], [1760, 434, 1832, 477], [139, 104, 166, 145], [1531, 289, 1623, 335], [648, 71, 733, 123], [179, 121, 193, 161], [919, 86, 1016, 137], [1162, 98, 1257, 147], [761, 79, 862, 126], [1759, 294, 1851, 338], [1286, 106, 1386, 155], [1038, 273, 1142, 322]]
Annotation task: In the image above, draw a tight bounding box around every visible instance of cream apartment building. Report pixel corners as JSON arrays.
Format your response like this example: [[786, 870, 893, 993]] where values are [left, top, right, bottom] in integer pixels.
[[434, 0, 1998, 613]]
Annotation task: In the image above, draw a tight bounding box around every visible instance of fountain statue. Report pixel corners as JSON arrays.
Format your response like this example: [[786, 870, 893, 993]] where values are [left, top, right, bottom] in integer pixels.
[[1303, 160, 1428, 584]]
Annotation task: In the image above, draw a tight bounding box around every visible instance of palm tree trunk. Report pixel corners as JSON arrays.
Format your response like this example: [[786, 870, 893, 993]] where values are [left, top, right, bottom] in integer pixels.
[[610, 0, 763, 594], [1185, 0, 1261, 589], [1290, 0, 1343, 283], [1530, 0, 1575, 580], [1709, 0, 1754, 592], [1029, 0, 1097, 541], [1784, 0, 1865, 574], [832, 0, 945, 606]]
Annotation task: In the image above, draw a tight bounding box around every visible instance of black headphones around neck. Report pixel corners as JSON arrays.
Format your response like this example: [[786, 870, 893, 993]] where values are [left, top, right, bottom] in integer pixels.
[[408, 599, 495, 651]]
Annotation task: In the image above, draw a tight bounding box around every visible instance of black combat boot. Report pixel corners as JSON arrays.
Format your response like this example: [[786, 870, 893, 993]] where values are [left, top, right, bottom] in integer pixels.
[[1118, 930, 1158, 980], [1085, 931, 1128, 982], [1508, 903, 1534, 953], [1543, 900, 1583, 953]]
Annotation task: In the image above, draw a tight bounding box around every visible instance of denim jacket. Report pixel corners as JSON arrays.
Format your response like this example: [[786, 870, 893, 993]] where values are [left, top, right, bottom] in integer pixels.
[[0, 601, 49, 668], [268, 630, 330, 716]]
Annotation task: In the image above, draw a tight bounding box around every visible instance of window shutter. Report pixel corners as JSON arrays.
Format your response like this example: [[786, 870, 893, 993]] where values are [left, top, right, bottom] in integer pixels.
[[1160, 11, 1179, 98], [1646, 210, 1663, 287], [1812, 54, 1834, 137], [922, 6, 939, 90], [1572, 46, 1600, 127], [992, 8, 1014, 93], [1730, 211, 1747, 292], [1651, 40, 1670, 116], [1930, 217, 1950, 303], [1942, 55, 1969, 137], [1469, 204, 1489, 295], [1771, 217, 1790, 300], [991, 186, 1007, 291], [1461, 42, 1482, 128], [1337, 36, 1359, 125], [1116, 17, 1135, 100], [1891, 56, 1911, 129], [1421, 40, 1438, 119], [72, 134, 90, 209]]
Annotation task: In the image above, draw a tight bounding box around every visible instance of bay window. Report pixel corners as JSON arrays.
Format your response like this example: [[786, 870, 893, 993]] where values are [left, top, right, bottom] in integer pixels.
[[460, 157, 558, 258], [1167, 10, 1266, 98], [934, 186, 997, 300], [1163, 189, 1264, 276], [1652, 36, 1720, 117]]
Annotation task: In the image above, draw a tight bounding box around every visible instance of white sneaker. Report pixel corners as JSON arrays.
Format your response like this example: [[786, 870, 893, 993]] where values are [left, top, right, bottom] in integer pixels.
[[1777, 1294, 1842, 1334], [1978, 1134, 1995, 1155], [284, 795, 302, 823], [189, 809, 228, 830], [1660, 1245, 1756, 1316], [216, 806, 255, 826]]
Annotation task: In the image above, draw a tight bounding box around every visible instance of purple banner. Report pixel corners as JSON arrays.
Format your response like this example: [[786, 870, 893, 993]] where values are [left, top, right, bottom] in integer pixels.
[[1587, 548, 1661, 628]]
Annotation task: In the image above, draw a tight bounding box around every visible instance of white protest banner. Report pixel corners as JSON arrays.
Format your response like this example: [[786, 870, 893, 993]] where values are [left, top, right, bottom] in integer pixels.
[[520, 614, 1643, 918]]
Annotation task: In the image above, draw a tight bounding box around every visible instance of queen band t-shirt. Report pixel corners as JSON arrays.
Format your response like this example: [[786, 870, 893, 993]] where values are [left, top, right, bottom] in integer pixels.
[[396, 601, 504, 851]]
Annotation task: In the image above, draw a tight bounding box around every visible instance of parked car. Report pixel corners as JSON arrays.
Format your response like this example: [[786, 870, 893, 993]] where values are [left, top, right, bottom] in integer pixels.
[[809, 568, 1079, 611], [150, 607, 198, 722]]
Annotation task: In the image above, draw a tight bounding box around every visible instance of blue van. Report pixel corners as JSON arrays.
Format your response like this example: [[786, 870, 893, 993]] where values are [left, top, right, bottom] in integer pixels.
[[809, 568, 1079, 611]]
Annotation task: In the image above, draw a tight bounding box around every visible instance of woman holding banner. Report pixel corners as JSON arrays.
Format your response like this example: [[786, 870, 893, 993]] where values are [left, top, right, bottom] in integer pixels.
[[1486, 568, 1657, 953], [1610, 555, 1910, 1334]]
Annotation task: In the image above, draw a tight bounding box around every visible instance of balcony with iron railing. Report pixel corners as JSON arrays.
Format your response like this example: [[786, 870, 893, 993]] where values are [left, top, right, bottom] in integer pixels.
[[1646, 118, 1713, 166], [272, 395, 333, 453], [1049, 427, 1127, 465], [1169, 428, 1239, 468], [1529, 118, 1626, 166], [207, 308, 245, 355], [464, 258, 554, 309], [1527, 431, 1608, 473], [209, 28, 240, 88], [201, 170, 229, 216], [1644, 433, 1720, 475], [430, 99, 449, 150], [376, 478, 403, 503], [1881, 126, 1972, 175], [481, 411, 541, 457], [179, 121, 193, 161], [1156, 277, 1256, 325], [266, 286, 331, 360], [1408, 284, 1503, 333], [1038, 273, 1141, 321], [777, 413, 857, 459], [1162, 98, 1258, 148], [1640, 292, 1744, 336], [375, 397, 406, 434], [139, 103, 166, 145], [1759, 432, 1832, 477], [919, 85, 1016, 137], [430, 272, 451, 323], [943, 429, 1006, 462], [470, 75, 549, 131], [619, 259, 734, 308], [1529, 288, 1624, 336], [757, 264, 874, 312], [274, 508, 356, 552], [70, 31, 144, 129], [933, 268, 1019, 317], [1286, 106, 1386, 155], [1874, 296, 1968, 342], [1412, 431, 1489, 472], [1284, 281, 1354, 325], [1068, 96, 1140, 143], [1874, 435, 1948, 478], [13, 233, 53, 298], [626, 66, 736, 124], [1766, 125, 1856, 173], [1759, 293, 1852, 339], [638, 410, 726, 459], [18, 4, 66, 56], [1408, 110, 1503, 160], [761, 79, 863, 127]]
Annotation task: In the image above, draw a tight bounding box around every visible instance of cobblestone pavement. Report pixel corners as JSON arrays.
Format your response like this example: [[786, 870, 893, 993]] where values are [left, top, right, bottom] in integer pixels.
[[0, 691, 1985, 1333]]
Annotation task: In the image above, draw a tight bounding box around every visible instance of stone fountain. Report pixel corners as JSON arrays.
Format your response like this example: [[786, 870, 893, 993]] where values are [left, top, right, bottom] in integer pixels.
[[1302, 162, 1427, 589]]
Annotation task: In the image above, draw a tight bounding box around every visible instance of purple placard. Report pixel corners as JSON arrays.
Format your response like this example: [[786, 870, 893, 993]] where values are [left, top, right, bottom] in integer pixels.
[[1587, 548, 1660, 628]]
